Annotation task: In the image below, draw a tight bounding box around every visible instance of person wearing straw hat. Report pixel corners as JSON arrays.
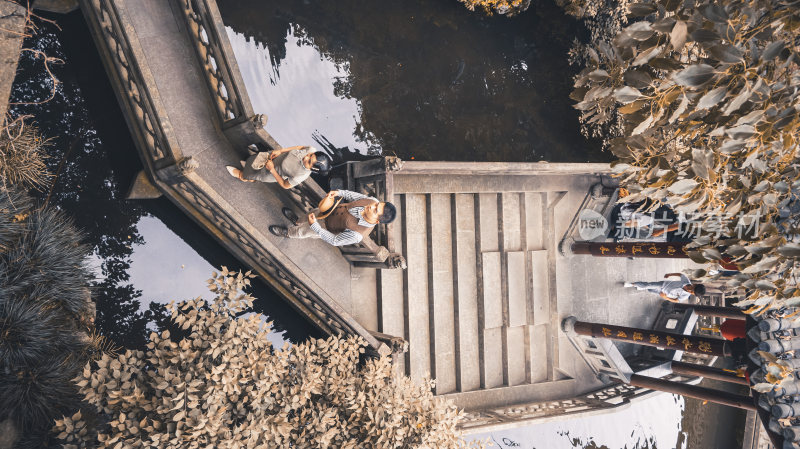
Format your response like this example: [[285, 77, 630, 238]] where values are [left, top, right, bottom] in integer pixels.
[[226, 145, 331, 189], [269, 189, 396, 247]]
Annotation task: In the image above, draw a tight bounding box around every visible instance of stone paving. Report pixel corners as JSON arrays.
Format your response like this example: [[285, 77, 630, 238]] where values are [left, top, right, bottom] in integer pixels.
[[350, 165, 697, 410]]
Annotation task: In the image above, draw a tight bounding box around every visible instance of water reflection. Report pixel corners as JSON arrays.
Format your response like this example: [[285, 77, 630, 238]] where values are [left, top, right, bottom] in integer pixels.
[[128, 216, 217, 308], [219, 2, 722, 446], [228, 29, 370, 155], [9, 12, 317, 349], [128, 215, 288, 347], [219, 0, 610, 163]]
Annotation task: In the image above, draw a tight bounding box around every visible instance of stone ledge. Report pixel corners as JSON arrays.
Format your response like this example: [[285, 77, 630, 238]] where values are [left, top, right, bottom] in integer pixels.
[[0, 1, 26, 120]]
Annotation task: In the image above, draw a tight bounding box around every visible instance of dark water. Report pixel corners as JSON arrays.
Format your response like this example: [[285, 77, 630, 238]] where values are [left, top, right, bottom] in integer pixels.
[[10, 12, 320, 349], [218, 0, 611, 163]]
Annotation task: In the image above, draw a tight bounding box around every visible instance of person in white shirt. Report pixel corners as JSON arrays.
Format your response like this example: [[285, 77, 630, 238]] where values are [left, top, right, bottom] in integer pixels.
[[269, 190, 396, 247], [623, 273, 705, 303], [226, 146, 331, 189]]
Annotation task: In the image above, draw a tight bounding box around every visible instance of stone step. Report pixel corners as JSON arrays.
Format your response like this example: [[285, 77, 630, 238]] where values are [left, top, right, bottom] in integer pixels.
[[442, 378, 577, 411], [386, 192, 559, 391], [481, 252, 503, 330], [529, 324, 550, 383], [501, 193, 523, 252], [506, 325, 527, 386], [524, 192, 545, 251], [379, 193, 407, 375], [530, 250, 550, 326], [507, 251, 528, 328], [498, 193, 521, 387], [506, 251, 528, 386], [392, 173, 588, 194], [482, 327, 504, 388], [452, 193, 480, 392], [477, 193, 500, 252], [530, 249, 551, 383], [476, 193, 502, 389], [402, 193, 431, 382], [481, 252, 504, 389], [427, 193, 456, 394]]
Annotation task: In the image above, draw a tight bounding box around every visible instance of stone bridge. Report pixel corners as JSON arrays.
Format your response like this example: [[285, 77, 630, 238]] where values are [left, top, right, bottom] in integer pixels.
[[75, 0, 704, 433]]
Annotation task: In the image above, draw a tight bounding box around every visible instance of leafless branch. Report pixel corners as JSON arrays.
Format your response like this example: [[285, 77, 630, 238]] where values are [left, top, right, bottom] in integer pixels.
[[8, 48, 64, 106]]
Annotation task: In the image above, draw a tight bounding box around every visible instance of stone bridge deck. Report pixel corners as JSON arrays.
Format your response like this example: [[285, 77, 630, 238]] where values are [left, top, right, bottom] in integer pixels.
[[79, 0, 696, 431], [346, 163, 694, 412], [80, 0, 383, 347]]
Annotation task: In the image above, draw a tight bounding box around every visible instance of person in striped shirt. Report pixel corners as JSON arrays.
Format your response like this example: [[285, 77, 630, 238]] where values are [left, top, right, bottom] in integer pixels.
[[270, 189, 396, 247]]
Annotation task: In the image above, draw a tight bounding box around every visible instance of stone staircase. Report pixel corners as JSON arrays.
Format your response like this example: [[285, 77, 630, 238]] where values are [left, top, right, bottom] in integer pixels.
[[377, 188, 571, 406]]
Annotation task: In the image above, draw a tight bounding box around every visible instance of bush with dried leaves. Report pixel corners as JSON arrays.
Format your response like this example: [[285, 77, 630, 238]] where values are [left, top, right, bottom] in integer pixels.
[[55, 269, 483, 448], [559, 0, 632, 142], [558, 0, 631, 46], [457, 0, 531, 16], [0, 120, 52, 192], [570, 0, 800, 314]]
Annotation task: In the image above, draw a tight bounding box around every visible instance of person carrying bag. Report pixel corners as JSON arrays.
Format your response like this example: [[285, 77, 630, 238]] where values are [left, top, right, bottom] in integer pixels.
[[269, 189, 396, 247]]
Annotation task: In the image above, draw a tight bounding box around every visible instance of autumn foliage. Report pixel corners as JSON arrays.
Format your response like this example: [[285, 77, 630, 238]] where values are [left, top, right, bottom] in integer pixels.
[[457, 0, 531, 16], [570, 0, 800, 313], [55, 270, 482, 448], [0, 120, 52, 192]]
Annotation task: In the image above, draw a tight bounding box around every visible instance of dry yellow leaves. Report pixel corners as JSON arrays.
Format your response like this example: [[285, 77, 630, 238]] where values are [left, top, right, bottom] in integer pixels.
[[54, 271, 483, 448]]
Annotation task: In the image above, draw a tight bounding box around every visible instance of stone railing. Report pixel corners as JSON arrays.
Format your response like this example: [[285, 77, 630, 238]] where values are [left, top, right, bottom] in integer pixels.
[[558, 181, 619, 256], [460, 381, 653, 432], [179, 0, 248, 127], [460, 371, 705, 433], [460, 359, 709, 433], [81, 0, 174, 166], [175, 0, 397, 269], [79, 0, 383, 352]]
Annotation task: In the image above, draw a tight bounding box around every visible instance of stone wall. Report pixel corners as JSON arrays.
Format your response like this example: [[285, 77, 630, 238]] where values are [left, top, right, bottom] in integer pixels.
[[0, 1, 26, 121]]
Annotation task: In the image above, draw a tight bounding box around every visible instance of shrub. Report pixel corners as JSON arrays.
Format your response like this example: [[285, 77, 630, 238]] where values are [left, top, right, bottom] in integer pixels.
[[0, 120, 53, 192], [55, 269, 484, 449], [0, 188, 94, 448], [458, 0, 531, 16], [569, 0, 800, 313], [558, 0, 631, 46]]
